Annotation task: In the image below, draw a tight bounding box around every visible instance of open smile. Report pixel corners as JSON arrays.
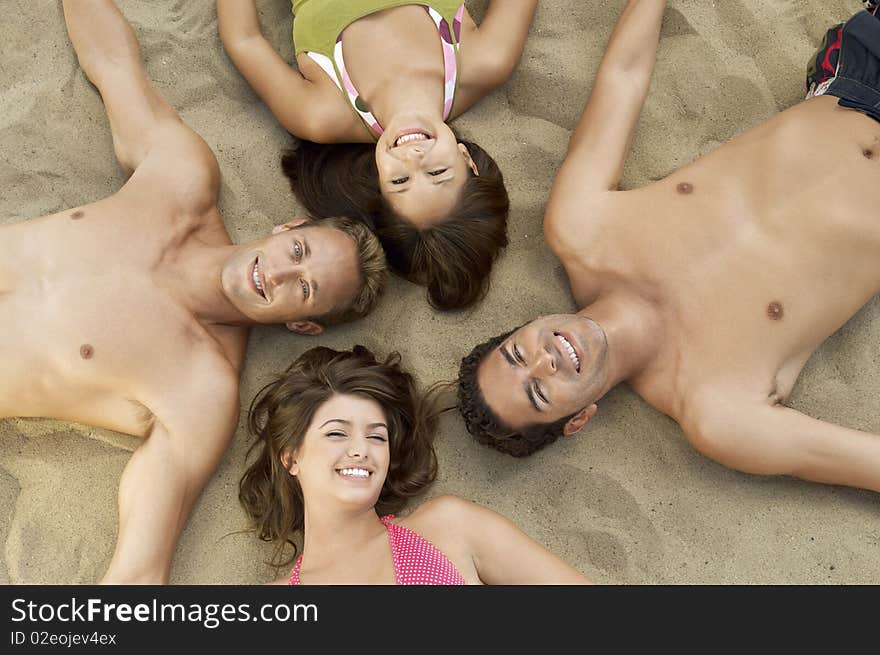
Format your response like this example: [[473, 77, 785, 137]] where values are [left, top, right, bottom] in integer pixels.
[[554, 332, 581, 373], [250, 258, 267, 301], [336, 467, 373, 482], [393, 129, 433, 148]]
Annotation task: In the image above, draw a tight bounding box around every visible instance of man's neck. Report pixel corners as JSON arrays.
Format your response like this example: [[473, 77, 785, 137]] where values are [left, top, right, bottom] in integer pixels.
[[167, 243, 249, 326], [578, 292, 663, 397]]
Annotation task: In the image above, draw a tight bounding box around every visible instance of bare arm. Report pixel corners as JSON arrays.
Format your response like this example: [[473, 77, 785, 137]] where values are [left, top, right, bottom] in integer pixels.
[[102, 360, 240, 583], [467, 0, 538, 89], [62, 0, 218, 206], [686, 399, 880, 494], [216, 0, 331, 140], [430, 496, 591, 584], [546, 0, 666, 219]]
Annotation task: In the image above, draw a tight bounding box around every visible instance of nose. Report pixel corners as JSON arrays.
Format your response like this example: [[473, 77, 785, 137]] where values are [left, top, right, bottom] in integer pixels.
[[530, 349, 557, 376], [346, 438, 367, 459], [264, 262, 302, 288], [405, 147, 425, 161]]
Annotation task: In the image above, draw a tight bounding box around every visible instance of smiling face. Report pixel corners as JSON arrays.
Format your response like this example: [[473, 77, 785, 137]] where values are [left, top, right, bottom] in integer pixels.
[[476, 314, 610, 431], [221, 222, 360, 328], [375, 116, 478, 228], [285, 393, 390, 510]]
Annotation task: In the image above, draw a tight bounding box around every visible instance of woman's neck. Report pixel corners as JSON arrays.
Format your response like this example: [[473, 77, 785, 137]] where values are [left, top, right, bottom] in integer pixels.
[[299, 504, 387, 571], [369, 81, 445, 130]]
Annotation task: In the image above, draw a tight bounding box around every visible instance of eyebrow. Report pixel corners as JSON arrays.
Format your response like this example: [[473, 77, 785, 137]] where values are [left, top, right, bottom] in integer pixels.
[[318, 419, 387, 429]]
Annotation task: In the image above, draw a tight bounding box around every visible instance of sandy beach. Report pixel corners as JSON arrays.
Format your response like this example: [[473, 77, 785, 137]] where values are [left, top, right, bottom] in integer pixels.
[[1, 0, 878, 584]]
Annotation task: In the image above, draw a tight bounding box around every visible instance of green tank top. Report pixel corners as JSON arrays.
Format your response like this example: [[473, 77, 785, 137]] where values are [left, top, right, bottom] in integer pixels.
[[292, 0, 464, 57]]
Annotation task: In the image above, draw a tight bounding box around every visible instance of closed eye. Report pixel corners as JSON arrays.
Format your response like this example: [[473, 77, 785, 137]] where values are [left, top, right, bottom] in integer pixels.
[[514, 344, 526, 365], [325, 430, 347, 438], [367, 434, 388, 442], [534, 383, 549, 405]]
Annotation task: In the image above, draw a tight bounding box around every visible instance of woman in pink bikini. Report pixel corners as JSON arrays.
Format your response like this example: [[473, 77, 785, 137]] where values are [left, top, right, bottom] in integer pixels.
[[239, 345, 589, 584], [217, 1, 538, 311]]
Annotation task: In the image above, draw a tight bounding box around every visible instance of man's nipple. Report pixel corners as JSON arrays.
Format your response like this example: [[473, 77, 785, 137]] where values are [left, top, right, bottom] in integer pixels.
[[676, 182, 694, 195], [766, 302, 784, 321]]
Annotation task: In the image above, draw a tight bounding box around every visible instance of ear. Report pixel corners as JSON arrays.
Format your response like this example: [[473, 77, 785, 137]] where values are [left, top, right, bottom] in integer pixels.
[[457, 143, 479, 177], [272, 217, 309, 235], [280, 449, 299, 476], [563, 404, 598, 436], [286, 320, 324, 335]]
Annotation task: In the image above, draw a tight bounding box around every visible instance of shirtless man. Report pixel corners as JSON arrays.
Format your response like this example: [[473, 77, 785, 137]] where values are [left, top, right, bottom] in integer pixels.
[[457, 0, 880, 494], [0, 0, 386, 583]]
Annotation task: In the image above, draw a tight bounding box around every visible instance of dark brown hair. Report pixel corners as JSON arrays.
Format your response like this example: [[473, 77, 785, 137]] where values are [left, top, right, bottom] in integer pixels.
[[239, 346, 442, 567], [456, 328, 575, 457], [282, 137, 509, 311]]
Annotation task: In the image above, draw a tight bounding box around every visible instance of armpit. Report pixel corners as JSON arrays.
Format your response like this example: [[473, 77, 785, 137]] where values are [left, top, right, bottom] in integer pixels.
[[127, 398, 156, 437]]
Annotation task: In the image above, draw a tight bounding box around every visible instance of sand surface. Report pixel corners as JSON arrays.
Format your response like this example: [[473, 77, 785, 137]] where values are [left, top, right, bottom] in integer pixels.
[[2, 0, 878, 584]]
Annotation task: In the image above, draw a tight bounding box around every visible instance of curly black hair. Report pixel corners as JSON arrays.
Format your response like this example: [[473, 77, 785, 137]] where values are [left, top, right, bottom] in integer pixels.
[[456, 328, 575, 457]]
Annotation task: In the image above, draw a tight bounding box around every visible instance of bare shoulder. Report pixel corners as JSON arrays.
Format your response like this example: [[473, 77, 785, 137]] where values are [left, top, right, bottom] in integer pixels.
[[396, 496, 482, 560], [543, 189, 616, 257], [391, 496, 482, 582], [677, 384, 759, 456], [399, 495, 487, 535], [123, 120, 221, 215], [293, 57, 376, 144], [141, 340, 241, 437]]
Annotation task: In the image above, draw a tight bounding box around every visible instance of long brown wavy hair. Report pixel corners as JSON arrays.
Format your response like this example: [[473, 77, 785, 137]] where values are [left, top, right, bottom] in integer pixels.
[[239, 345, 443, 567], [282, 136, 509, 311]]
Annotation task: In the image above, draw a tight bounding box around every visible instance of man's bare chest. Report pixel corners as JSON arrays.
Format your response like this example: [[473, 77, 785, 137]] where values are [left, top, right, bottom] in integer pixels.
[[0, 215, 227, 433], [0, 265, 202, 428]]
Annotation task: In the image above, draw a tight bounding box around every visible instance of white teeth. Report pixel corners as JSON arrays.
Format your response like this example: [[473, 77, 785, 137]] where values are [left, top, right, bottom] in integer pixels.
[[338, 468, 370, 478], [252, 262, 264, 297], [394, 132, 429, 147], [556, 334, 581, 372]]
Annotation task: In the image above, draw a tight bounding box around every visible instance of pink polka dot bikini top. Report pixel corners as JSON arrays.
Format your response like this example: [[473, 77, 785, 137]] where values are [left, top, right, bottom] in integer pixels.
[[288, 515, 466, 585]]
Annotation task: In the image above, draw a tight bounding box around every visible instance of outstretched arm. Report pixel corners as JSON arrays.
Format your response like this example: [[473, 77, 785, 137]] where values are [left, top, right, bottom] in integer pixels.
[[432, 496, 591, 584], [468, 0, 539, 89], [217, 0, 331, 141], [62, 0, 218, 206], [102, 361, 240, 584], [547, 0, 666, 207], [686, 398, 880, 494]]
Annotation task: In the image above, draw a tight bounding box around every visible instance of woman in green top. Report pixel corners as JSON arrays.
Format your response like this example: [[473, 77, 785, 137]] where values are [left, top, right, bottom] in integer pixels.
[[217, 1, 538, 310]]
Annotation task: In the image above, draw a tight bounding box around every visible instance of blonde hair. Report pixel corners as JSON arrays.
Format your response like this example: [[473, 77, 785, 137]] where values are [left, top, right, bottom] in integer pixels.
[[306, 216, 388, 325]]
